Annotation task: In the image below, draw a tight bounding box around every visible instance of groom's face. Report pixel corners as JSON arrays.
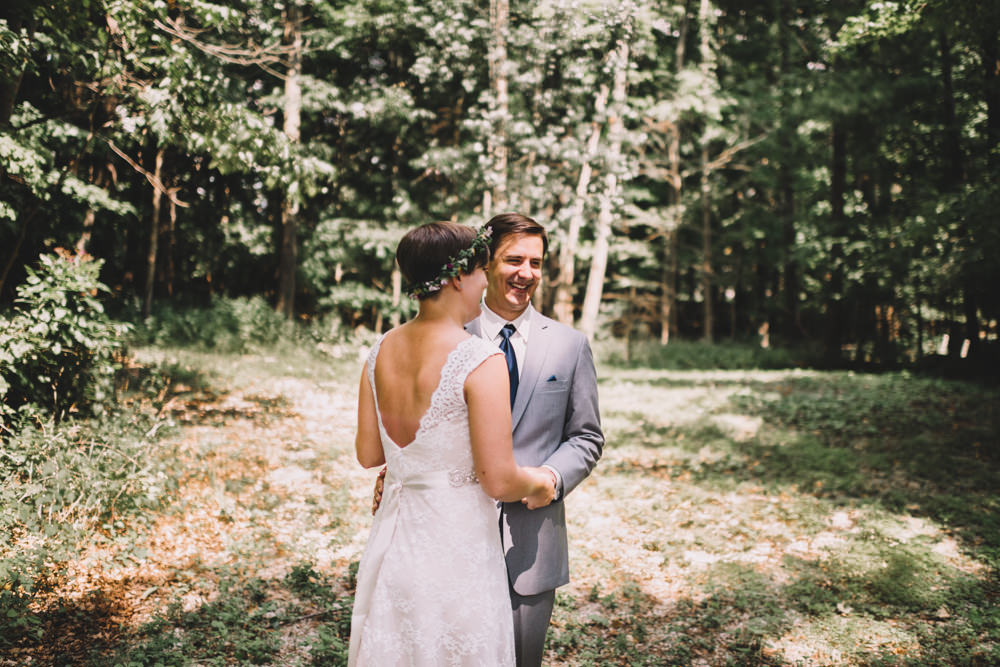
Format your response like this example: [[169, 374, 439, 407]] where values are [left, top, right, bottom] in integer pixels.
[[484, 233, 544, 321]]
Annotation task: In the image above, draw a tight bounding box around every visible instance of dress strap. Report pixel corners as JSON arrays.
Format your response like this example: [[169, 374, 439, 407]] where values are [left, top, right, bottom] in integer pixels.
[[366, 335, 384, 396]]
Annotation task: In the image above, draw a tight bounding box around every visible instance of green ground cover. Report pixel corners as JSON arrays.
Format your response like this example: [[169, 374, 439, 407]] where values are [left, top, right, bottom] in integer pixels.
[[1, 343, 997, 666]]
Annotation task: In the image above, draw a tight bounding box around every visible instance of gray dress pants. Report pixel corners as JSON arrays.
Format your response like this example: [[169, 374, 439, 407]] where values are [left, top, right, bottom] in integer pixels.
[[510, 587, 556, 667]]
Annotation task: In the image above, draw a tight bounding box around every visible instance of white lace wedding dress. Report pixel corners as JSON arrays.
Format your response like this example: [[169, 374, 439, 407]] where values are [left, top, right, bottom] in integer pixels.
[[348, 335, 516, 667]]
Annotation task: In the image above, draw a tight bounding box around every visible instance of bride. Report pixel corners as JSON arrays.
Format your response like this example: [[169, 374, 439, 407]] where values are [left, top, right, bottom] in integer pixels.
[[348, 221, 552, 666]]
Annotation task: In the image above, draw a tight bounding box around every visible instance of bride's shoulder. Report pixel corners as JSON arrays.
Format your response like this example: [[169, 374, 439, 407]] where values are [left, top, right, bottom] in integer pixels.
[[458, 335, 502, 364]]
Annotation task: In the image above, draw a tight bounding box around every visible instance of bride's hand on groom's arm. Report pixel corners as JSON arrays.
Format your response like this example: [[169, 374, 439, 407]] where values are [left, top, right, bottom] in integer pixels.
[[521, 467, 557, 510]]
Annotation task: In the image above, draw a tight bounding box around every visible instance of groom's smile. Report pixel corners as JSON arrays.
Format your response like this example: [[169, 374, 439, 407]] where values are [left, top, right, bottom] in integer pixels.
[[485, 233, 544, 321]]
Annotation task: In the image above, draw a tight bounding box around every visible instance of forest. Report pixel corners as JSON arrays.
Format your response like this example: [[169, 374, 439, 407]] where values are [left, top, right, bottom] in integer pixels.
[[2, 0, 997, 365], [2, 1, 1000, 665]]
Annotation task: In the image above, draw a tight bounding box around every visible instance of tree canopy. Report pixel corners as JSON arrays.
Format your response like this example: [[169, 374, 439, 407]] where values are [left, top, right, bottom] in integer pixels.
[[2, 0, 997, 366]]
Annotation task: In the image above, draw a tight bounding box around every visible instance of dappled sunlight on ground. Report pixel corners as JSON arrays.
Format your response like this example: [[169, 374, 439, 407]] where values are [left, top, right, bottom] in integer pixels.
[[7, 351, 372, 665], [554, 366, 998, 665], [8, 355, 997, 665], [768, 614, 921, 665]]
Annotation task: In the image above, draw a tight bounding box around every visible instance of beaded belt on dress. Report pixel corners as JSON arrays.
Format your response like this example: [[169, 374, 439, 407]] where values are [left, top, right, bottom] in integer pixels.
[[383, 467, 479, 490]]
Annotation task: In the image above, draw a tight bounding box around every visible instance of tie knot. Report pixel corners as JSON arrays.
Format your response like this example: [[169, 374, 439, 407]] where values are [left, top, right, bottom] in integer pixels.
[[500, 323, 516, 340]]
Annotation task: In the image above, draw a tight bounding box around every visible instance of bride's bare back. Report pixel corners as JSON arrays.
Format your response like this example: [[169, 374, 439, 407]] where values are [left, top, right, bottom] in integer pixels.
[[373, 323, 470, 448]]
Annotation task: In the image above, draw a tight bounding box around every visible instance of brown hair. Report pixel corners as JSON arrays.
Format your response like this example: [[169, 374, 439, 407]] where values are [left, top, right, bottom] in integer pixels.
[[396, 221, 490, 299], [483, 212, 548, 256]]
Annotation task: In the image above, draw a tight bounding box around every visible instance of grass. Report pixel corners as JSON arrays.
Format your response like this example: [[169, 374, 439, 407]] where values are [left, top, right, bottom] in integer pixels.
[[560, 364, 1000, 665], [105, 564, 354, 666], [1, 343, 998, 665]]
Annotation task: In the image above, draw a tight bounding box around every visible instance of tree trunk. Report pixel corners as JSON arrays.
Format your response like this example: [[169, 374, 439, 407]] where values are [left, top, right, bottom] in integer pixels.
[[580, 177, 614, 341], [75, 209, 96, 256], [982, 23, 1000, 173], [485, 0, 509, 217], [780, 167, 798, 341], [74, 168, 103, 256], [777, 0, 799, 342], [0, 213, 30, 298], [824, 121, 847, 364], [553, 83, 609, 325], [0, 1, 34, 126], [963, 287, 979, 357], [0, 5, 38, 299], [940, 30, 965, 182], [580, 36, 629, 341], [142, 148, 165, 318], [700, 144, 713, 341], [780, 166, 798, 342], [916, 297, 924, 359], [0, 64, 24, 128], [167, 196, 177, 296], [659, 0, 690, 344], [696, 0, 716, 342], [941, 29, 979, 354], [276, 1, 302, 318]]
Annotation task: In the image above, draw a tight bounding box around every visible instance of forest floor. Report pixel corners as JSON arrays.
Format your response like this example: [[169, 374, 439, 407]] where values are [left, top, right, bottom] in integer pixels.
[[2, 343, 999, 666]]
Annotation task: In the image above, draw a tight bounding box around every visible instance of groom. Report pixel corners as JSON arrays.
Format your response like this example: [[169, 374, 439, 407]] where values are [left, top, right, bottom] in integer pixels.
[[468, 212, 604, 666], [372, 212, 603, 665]]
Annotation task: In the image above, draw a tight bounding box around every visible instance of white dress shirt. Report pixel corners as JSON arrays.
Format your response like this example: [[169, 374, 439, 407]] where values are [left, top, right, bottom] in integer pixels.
[[478, 303, 532, 378]]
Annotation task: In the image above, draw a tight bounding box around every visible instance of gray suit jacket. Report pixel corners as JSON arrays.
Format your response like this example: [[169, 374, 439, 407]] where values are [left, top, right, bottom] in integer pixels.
[[467, 310, 604, 596]]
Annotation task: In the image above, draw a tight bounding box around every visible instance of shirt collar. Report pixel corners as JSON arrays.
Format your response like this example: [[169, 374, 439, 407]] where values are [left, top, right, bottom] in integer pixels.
[[480, 302, 533, 341]]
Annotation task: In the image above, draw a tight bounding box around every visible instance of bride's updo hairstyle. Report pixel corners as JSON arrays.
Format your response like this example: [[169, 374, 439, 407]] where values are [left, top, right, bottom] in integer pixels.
[[397, 221, 491, 300]]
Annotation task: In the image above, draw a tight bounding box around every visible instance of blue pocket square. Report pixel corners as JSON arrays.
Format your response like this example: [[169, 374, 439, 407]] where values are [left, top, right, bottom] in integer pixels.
[[546, 375, 558, 382]]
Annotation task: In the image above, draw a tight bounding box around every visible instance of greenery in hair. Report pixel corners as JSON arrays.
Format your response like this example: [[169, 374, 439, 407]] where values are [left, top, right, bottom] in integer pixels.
[[406, 225, 493, 298]]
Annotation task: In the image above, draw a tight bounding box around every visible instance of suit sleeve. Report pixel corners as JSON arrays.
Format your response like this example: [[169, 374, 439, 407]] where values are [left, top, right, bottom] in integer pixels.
[[541, 333, 603, 498]]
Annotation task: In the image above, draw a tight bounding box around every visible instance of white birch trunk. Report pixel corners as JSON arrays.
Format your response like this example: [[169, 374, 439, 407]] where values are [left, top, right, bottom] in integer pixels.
[[485, 0, 509, 216], [553, 83, 609, 325], [579, 37, 630, 341]]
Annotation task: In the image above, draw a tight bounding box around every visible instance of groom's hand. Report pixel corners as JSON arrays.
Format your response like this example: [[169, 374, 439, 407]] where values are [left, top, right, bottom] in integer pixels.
[[521, 467, 557, 510], [372, 466, 386, 515]]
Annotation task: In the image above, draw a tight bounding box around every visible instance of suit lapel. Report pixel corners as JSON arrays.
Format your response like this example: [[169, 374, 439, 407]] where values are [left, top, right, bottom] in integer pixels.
[[512, 315, 552, 429], [469, 312, 549, 430]]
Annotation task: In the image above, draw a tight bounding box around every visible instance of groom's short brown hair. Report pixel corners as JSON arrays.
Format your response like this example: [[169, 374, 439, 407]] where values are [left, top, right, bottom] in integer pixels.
[[484, 213, 548, 256]]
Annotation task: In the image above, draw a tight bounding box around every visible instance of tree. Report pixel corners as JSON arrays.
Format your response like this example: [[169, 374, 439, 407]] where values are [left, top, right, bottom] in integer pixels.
[[276, 1, 303, 318], [552, 81, 607, 325], [1, 0, 995, 368], [579, 13, 632, 340], [484, 0, 510, 217]]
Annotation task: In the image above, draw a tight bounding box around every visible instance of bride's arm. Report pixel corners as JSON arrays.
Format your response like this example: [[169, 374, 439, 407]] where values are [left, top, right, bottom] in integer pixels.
[[466, 356, 549, 501], [356, 362, 386, 468]]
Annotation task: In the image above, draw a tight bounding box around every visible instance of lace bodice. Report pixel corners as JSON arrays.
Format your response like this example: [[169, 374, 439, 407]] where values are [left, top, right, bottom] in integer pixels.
[[349, 334, 515, 666], [367, 334, 499, 484]]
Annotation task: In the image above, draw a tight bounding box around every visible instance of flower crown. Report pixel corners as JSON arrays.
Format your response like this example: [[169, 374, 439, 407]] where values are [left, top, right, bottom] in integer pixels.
[[406, 225, 493, 299]]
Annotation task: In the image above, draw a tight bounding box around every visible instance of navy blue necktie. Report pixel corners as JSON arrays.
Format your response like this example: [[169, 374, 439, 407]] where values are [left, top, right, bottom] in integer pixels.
[[498, 323, 519, 408]]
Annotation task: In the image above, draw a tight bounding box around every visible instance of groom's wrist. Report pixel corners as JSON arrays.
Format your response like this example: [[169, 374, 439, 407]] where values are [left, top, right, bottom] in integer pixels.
[[541, 465, 562, 501]]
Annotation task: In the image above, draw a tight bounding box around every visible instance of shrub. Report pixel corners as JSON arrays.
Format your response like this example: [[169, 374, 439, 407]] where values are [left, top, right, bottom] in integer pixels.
[[603, 339, 811, 370], [0, 250, 130, 426], [132, 295, 297, 352], [0, 412, 173, 646]]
